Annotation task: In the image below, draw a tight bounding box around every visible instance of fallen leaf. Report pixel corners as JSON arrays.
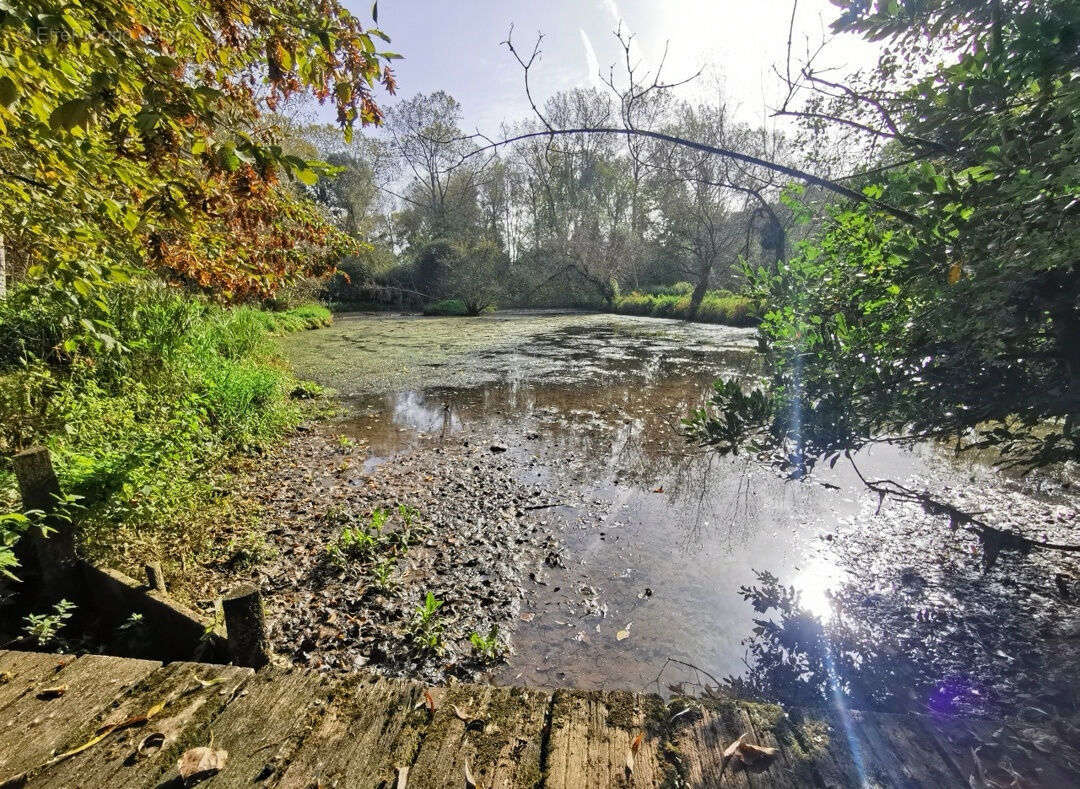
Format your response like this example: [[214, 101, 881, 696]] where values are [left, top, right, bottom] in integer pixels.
[[396, 764, 409, 788], [177, 745, 228, 783], [452, 704, 475, 722], [948, 262, 963, 284], [722, 733, 746, 761], [424, 689, 436, 715], [0, 670, 13, 684], [652, 486, 663, 493], [38, 685, 67, 699], [630, 732, 643, 753], [519, 612, 535, 622], [736, 740, 779, 766], [464, 758, 477, 789], [616, 629, 630, 641]]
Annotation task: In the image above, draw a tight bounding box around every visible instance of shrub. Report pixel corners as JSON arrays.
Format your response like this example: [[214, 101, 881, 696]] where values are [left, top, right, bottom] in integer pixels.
[[422, 298, 470, 316], [0, 282, 329, 592]]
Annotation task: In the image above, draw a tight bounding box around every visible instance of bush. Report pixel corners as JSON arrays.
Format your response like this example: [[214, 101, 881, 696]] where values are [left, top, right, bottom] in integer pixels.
[[421, 299, 470, 316], [611, 285, 759, 326], [0, 282, 329, 590]]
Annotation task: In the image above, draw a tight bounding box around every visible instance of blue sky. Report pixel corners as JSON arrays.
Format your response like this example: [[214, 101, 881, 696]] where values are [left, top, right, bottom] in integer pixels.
[[337, 0, 879, 133]]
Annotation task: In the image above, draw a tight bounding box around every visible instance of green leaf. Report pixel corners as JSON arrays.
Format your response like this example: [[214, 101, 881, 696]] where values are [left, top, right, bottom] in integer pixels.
[[48, 98, 90, 131], [297, 169, 318, 186], [0, 76, 16, 107]]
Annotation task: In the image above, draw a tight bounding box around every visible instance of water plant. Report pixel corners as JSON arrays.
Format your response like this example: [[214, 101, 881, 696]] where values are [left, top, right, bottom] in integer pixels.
[[410, 591, 445, 652], [469, 624, 503, 660]]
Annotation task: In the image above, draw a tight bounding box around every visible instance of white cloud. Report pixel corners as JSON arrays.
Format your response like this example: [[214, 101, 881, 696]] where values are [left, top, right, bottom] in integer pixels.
[[579, 28, 604, 89]]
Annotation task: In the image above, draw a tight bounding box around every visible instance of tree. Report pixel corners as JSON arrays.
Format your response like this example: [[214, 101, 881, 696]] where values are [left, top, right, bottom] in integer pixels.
[[0, 0, 398, 307], [687, 0, 1080, 561], [447, 239, 505, 315]]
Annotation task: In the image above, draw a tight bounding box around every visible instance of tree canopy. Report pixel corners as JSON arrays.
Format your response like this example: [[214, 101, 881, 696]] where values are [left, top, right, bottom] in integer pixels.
[[0, 0, 398, 310], [688, 0, 1080, 477]]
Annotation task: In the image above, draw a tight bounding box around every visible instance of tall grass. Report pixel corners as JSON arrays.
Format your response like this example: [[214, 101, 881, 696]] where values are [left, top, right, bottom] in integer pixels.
[[0, 282, 330, 588], [612, 283, 759, 327]]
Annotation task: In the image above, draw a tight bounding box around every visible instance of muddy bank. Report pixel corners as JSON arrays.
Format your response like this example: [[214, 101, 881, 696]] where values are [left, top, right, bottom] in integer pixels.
[[220, 424, 573, 683]]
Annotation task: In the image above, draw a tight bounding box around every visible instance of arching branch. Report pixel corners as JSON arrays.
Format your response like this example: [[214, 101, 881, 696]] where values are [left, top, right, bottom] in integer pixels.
[[464, 127, 918, 223]]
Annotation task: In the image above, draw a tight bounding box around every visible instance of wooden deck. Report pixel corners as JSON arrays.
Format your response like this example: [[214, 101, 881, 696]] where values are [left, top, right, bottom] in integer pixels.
[[0, 650, 1075, 788]]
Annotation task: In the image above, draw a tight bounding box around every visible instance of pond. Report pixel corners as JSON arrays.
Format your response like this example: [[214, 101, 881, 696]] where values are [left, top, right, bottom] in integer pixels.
[[279, 310, 1080, 723]]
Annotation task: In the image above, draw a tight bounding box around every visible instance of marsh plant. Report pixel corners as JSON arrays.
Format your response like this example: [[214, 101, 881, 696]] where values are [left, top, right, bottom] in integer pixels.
[[469, 624, 503, 661], [325, 506, 426, 602], [410, 591, 445, 653]]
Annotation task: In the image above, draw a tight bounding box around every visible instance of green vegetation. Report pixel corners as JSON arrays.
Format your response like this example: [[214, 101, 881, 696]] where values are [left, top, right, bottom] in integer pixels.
[[469, 625, 503, 660], [0, 283, 329, 585], [326, 509, 390, 566], [422, 298, 471, 317], [613, 284, 759, 327], [691, 0, 1080, 477], [22, 598, 75, 648], [410, 591, 445, 653], [324, 506, 423, 593]]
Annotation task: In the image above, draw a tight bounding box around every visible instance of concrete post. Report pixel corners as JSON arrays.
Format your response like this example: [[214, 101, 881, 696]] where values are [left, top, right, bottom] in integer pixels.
[[223, 584, 270, 669], [145, 562, 167, 593]]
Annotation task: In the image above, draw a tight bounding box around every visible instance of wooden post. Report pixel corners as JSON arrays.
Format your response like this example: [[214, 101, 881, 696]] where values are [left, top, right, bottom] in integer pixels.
[[12, 446, 78, 592], [145, 562, 166, 593], [223, 584, 270, 669]]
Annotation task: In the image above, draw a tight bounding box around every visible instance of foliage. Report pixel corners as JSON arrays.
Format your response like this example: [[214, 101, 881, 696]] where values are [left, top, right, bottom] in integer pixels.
[[326, 508, 388, 566], [422, 299, 470, 317], [0, 283, 324, 582], [22, 598, 75, 648], [410, 590, 445, 653], [469, 624, 503, 660], [0, 0, 397, 312], [613, 287, 758, 326], [695, 0, 1080, 473]]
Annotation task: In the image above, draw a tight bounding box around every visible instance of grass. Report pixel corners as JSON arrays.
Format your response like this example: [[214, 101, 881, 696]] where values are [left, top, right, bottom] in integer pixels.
[[612, 283, 759, 327], [0, 281, 330, 595]]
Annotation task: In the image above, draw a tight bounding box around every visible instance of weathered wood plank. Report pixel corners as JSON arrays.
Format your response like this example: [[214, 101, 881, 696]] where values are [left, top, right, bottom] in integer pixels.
[[916, 712, 1080, 788], [0, 653, 161, 783], [276, 673, 429, 788], [407, 684, 550, 789], [0, 650, 79, 712], [27, 660, 251, 788], [667, 699, 751, 789], [200, 666, 332, 786], [544, 689, 678, 789]]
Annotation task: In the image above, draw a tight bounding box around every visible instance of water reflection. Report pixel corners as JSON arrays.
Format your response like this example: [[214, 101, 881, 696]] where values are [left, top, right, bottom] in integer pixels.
[[330, 321, 944, 694]]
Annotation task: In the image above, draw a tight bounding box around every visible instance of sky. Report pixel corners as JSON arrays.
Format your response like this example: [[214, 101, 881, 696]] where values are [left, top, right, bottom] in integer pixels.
[[337, 0, 882, 134]]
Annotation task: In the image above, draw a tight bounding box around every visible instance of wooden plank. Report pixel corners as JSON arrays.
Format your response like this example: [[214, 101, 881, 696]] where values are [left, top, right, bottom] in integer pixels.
[[544, 689, 677, 789], [0, 650, 79, 711], [763, 705, 865, 789], [0, 653, 161, 784], [865, 711, 971, 786], [407, 684, 551, 789], [667, 698, 750, 789], [917, 713, 1080, 788], [200, 666, 332, 787], [738, 701, 832, 788], [27, 660, 252, 788], [276, 673, 429, 788]]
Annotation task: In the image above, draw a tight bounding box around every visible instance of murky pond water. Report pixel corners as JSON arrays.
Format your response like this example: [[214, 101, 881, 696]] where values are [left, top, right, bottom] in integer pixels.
[[282, 311, 1080, 720]]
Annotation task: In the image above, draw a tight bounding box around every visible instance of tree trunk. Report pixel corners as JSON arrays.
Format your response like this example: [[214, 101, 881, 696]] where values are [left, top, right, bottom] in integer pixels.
[[686, 269, 709, 321], [0, 235, 6, 299]]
